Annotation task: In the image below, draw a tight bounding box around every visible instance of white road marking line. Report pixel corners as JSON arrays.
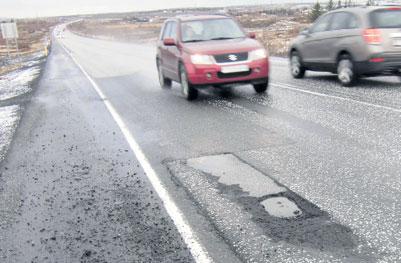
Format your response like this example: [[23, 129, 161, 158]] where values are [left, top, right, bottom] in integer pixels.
[[272, 82, 401, 114], [58, 34, 212, 263]]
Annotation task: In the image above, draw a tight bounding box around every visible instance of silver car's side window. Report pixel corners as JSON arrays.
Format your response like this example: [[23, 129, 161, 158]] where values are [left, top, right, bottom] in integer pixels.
[[347, 15, 359, 29], [310, 14, 333, 34], [330, 12, 360, 31]]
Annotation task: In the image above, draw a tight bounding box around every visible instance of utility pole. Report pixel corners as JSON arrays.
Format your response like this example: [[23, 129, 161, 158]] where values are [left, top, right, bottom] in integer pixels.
[[5, 37, 10, 59], [15, 37, 19, 57]]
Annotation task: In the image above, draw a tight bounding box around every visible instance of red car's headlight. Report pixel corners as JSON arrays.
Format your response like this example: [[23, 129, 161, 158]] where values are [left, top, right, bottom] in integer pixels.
[[249, 49, 268, 61], [190, 54, 215, 65]]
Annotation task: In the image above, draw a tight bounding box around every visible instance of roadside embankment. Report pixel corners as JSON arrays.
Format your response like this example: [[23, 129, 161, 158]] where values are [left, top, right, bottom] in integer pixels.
[[0, 19, 55, 164]]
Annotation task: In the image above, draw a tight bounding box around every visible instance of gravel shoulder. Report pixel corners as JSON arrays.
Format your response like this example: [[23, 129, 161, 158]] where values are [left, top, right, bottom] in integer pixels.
[[0, 39, 193, 263]]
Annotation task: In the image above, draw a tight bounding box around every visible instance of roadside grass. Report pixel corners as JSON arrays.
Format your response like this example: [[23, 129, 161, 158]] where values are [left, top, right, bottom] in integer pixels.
[[67, 6, 311, 57], [68, 20, 162, 42], [0, 19, 56, 73], [235, 9, 310, 57]]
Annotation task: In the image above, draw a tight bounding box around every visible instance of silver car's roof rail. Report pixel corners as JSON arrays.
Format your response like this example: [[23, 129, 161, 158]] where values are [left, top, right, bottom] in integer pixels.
[[372, 1, 401, 6], [176, 12, 230, 17]]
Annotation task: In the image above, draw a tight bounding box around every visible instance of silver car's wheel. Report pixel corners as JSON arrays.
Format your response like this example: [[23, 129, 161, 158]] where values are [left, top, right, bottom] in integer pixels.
[[337, 57, 356, 87], [397, 73, 401, 82], [291, 56, 301, 75], [290, 52, 305, 78]]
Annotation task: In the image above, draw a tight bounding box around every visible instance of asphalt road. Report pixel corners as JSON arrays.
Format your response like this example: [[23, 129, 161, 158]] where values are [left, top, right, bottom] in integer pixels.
[[1, 29, 400, 262]]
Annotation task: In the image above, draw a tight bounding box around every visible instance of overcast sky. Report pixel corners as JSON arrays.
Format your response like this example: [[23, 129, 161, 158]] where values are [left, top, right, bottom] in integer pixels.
[[1, 0, 313, 18]]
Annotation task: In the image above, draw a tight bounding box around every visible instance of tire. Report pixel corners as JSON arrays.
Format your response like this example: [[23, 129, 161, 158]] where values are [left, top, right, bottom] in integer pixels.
[[290, 51, 306, 79], [253, 79, 269, 93], [179, 64, 198, 101], [157, 61, 172, 88], [337, 55, 358, 87], [397, 73, 401, 82]]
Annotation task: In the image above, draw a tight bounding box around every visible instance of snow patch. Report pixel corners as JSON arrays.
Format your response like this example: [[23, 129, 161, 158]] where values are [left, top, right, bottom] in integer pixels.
[[0, 105, 20, 162], [0, 66, 41, 101]]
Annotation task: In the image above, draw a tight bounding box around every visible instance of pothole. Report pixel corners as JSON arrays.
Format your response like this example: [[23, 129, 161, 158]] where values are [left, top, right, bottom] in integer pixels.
[[261, 197, 302, 218]]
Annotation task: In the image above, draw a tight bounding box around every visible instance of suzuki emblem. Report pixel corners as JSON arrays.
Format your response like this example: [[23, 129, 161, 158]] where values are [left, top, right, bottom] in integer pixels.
[[228, 54, 238, 61]]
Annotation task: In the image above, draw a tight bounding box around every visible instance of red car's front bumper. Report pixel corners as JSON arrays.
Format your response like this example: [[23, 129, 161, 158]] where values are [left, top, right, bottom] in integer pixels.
[[185, 58, 269, 86]]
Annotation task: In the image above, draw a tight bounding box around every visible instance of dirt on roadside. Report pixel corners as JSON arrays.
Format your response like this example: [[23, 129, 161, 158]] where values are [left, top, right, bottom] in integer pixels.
[[68, 20, 162, 43]]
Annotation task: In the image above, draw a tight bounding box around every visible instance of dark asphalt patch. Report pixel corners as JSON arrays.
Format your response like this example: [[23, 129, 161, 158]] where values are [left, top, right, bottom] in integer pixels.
[[166, 155, 376, 262], [238, 190, 357, 251]]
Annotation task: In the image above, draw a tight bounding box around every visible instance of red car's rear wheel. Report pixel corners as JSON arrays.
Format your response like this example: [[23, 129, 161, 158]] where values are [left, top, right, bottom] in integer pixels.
[[157, 61, 172, 88]]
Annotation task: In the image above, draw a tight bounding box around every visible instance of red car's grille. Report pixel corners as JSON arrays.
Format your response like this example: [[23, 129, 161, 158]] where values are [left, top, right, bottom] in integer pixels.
[[217, 70, 252, 79], [214, 52, 248, 63]]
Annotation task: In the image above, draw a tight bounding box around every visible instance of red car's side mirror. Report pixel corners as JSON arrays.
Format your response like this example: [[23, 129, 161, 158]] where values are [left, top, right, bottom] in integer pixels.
[[248, 32, 256, 39], [163, 38, 176, 46]]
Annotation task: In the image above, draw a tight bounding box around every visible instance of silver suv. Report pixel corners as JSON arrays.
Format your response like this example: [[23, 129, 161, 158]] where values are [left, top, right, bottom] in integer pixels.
[[289, 6, 401, 86]]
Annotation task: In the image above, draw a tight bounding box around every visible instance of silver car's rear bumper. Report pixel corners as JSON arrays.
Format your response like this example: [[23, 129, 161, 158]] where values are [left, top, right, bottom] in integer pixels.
[[356, 53, 401, 76]]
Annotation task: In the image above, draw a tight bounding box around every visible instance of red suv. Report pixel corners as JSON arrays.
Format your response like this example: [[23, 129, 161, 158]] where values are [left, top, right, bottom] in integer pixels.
[[156, 15, 270, 100]]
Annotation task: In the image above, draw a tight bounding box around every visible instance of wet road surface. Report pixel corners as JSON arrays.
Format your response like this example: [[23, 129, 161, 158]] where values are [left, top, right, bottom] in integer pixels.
[[0, 29, 400, 262]]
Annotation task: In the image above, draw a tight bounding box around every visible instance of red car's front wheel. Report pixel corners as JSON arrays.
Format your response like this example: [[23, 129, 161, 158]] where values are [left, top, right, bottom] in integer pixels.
[[180, 64, 198, 101], [253, 78, 269, 93]]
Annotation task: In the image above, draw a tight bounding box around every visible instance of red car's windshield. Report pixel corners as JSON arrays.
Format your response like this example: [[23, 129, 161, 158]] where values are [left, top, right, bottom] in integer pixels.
[[181, 18, 245, 43]]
